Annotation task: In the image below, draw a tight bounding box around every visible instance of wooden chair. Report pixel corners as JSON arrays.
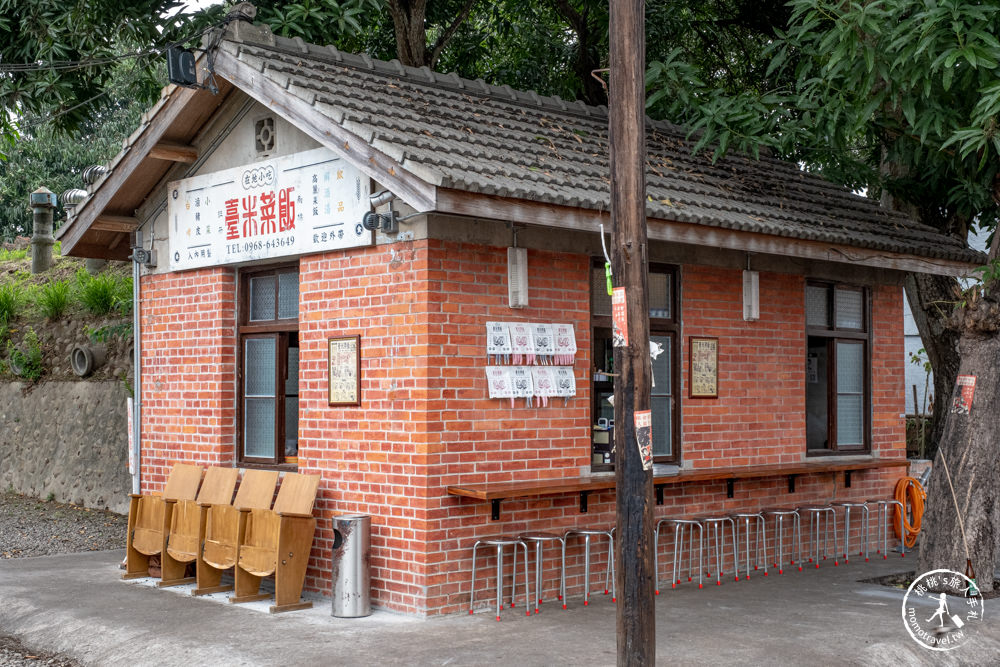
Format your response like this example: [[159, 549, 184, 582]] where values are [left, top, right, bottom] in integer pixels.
[[230, 472, 320, 613], [195, 469, 279, 596], [122, 463, 203, 580], [158, 466, 239, 588]]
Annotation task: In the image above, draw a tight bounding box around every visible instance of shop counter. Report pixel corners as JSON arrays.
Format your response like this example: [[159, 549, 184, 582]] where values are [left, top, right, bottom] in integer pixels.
[[447, 458, 910, 520]]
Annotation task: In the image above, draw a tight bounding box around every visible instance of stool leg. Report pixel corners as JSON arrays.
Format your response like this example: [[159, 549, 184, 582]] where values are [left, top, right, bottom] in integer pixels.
[[495, 545, 503, 621], [777, 515, 784, 574], [654, 523, 661, 595], [583, 535, 591, 606], [697, 523, 704, 589], [521, 542, 531, 616], [759, 516, 768, 576], [844, 507, 851, 562], [469, 542, 479, 615], [533, 541, 542, 612], [672, 524, 682, 588], [795, 513, 803, 571], [714, 523, 722, 586], [604, 534, 618, 602], [728, 518, 738, 582], [863, 506, 870, 561], [560, 538, 568, 609]]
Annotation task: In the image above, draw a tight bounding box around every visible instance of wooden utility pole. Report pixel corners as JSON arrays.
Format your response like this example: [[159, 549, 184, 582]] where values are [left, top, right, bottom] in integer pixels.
[[609, 0, 653, 664]]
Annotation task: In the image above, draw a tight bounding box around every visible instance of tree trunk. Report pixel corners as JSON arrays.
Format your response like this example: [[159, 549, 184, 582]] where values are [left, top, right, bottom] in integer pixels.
[[388, 0, 428, 67], [917, 327, 1000, 593], [903, 272, 962, 458]]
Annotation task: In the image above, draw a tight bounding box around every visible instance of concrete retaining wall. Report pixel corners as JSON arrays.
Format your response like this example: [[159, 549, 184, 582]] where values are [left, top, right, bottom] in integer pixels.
[[0, 381, 130, 514]]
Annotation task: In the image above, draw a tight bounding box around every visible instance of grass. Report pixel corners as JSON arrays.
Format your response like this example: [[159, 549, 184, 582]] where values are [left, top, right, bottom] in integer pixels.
[[37, 280, 70, 319], [0, 282, 24, 327], [0, 248, 28, 261], [6, 327, 43, 381], [75, 269, 133, 316]]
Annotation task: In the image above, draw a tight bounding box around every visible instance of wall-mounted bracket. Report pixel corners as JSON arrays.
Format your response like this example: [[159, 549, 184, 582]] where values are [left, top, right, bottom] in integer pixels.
[[788, 475, 797, 493], [580, 491, 590, 513], [491, 499, 501, 521], [726, 479, 735, 499]]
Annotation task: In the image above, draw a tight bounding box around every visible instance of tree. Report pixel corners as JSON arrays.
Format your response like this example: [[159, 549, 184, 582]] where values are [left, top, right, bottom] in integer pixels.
[[645, 0, 1000, 590]]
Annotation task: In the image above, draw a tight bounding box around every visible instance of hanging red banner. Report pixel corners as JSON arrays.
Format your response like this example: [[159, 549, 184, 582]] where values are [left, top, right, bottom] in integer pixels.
[[950, 375, 976, 415], [612, 286, 628, 347]]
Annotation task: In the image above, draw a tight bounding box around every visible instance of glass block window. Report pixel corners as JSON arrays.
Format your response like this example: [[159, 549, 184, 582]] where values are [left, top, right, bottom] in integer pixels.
[[250, 276, 277, 321], [806, 285, 829, 327], [648, 273, 671, 319], [835, 289, 864, 329]]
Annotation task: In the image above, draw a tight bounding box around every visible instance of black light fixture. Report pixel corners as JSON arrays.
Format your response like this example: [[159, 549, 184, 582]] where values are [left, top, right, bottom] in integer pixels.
[[166, 46, 198, 88]]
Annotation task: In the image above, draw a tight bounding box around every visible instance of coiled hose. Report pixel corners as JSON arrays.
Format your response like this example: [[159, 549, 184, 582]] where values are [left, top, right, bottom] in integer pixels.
[[893, 476, 926, 548]]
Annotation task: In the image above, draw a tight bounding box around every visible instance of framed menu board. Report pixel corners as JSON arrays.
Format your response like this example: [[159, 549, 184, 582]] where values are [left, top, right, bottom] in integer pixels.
[[689, 336, 718, 398], [328, 335, 361, 405]]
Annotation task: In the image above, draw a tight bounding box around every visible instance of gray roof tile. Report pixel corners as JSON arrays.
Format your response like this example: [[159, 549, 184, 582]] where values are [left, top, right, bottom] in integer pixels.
[[219, 36, 983, 265]]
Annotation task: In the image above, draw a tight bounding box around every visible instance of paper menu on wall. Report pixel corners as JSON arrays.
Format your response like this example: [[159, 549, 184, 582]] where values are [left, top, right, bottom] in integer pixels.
[[486, 321, 512, 362], [511, 367, 534, 398], [509, 322, 534, 364], [531, 323, 554, 362], [553, 367, 576, 397], [485, 366, 514, 398], [553, 323, 577, 364], [531, 367, 557, 396]]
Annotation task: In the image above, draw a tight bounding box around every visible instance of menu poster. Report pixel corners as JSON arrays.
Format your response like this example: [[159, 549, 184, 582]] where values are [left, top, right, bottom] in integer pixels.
[[612, 287, 628, 347], [689, 336, 719, 398], [950, 375, 977, 415], [486, 366, 515, 398], [553, 367, 577, 397], [328, 335, 361, 405], [634, 409, 653, 471], [553, 323, 577, 364]]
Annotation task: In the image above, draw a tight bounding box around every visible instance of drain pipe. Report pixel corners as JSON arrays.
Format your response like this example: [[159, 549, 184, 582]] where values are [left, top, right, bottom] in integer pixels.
[[130, 232, 144, 495]]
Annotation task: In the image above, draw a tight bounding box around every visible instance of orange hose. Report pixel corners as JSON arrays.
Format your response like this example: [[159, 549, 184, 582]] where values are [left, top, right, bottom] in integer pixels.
[[893, 476, 925, 548]]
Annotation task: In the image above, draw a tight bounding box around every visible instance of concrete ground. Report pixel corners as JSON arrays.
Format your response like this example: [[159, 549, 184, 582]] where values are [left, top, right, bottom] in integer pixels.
[[1, 550, 997, 666]]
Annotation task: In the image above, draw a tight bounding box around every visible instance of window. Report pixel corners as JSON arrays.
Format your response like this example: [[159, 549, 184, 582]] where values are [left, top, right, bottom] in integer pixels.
[[590, 261, 680, 469], [238, 265, 299, 465], [805, 282, 869, 454]]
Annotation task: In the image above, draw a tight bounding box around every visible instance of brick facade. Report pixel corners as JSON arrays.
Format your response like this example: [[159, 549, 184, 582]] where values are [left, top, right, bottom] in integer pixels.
[[137, 238, 907, 616]]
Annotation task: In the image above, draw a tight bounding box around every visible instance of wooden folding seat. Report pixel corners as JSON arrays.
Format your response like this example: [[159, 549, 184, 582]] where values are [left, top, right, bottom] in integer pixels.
[[157, 466, 239, 588], [195, 469, 280, 596], [122, 463, 203, 579], [230, 472, 320, 613]]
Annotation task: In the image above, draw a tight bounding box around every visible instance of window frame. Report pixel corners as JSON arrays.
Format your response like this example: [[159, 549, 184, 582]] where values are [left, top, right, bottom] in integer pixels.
[[804, 281, 872, 456], [590, 259, 681, 470], [237, 263, 300, 468]]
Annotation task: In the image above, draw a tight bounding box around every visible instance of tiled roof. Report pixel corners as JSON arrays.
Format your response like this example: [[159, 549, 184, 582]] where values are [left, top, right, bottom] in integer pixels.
[[219, 32, 983, 266]]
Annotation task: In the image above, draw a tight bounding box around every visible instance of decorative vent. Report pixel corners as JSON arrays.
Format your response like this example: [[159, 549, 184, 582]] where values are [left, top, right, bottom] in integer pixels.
[[254, 117, 276, 154]]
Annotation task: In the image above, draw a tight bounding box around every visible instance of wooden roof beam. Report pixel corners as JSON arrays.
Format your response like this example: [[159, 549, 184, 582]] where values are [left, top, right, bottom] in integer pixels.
[[149, 142, 198, 163], [91, 215, 140, 233]]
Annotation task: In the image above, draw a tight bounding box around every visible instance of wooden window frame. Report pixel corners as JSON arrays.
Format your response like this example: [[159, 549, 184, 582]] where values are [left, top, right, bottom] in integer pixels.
[[590, 259, 681, 470], [805, 281, 871, 456], [237, 263, 300, 468]]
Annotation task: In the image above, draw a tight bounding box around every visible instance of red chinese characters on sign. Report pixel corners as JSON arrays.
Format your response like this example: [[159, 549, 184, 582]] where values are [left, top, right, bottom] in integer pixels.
[[950, 375, 977, 415], [279, 187, 295, 231], [612, 286, 628, 347], [224, 186, 295, 240], [634, 409, 652, 471]]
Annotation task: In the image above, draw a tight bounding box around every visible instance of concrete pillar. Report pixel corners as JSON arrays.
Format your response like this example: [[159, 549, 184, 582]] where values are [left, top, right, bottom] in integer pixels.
[[86, 258, 108, 275], [29, 187, 57, 274]]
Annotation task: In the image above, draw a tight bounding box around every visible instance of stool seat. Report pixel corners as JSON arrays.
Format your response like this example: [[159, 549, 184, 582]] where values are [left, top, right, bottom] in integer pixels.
[[762, 507, 800, 514], [831, 501, 868, 507], [476, 535, 526, 546], [798, 504, 833, 511], [519, 531, 563, 541], [566, 528, 613, 536]]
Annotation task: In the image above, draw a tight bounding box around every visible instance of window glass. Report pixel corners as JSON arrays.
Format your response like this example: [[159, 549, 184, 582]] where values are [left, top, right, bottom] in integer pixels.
[[836, 341, 864, 393], [835, 289, 864, 329], [245, 338, 276, 396], [836, 341, 864, 446], [651, 335, 671, 393], [278, 272, 299, 319], [591, 266, 611, 316], [649, 273, 671, 318], [651, 396, 672, 457], [806, 285, 829, 327], [250, 275, 276, 321], [244, 398, 276, 457]]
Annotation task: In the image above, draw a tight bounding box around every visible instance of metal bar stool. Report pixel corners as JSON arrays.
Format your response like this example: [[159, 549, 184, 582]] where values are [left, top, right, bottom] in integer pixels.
[[760, 508, 802, 574], [797, 505, 839, 568], [563, 527, 615, 606], [695, 515, 738, 585], [730, 511, 767, 579], [831, 501, 870, 562], [517, 532, 566, 613], [655, 518, 704, 590], [469, 536, 531, 621], [868, 499, 906, 559]]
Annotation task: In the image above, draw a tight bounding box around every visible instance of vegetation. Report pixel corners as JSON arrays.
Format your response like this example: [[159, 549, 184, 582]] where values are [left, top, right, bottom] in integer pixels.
[[6, 327, 43, 381], [37, 280, 71, 320], [75, 269, 132, 316], [0, 282, 24, 329]]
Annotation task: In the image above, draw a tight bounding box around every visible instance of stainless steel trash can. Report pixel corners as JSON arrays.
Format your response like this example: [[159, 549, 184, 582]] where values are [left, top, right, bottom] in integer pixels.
[[332, 514, 371, 617]]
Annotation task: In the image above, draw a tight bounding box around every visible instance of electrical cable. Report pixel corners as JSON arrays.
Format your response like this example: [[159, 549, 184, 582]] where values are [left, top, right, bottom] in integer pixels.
[[893, 476, 926, 549]]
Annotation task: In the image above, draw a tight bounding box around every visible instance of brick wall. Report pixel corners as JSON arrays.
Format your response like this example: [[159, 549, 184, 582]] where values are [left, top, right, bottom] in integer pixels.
[[137, 241, 907, 617]]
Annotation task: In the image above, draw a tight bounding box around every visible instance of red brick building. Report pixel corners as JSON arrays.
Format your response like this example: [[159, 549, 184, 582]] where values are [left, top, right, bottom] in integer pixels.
[[57, 13, 981, 616]]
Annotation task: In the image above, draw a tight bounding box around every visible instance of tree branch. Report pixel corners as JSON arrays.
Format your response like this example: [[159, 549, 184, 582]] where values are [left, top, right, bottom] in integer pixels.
[[428, 0, 478, 69]]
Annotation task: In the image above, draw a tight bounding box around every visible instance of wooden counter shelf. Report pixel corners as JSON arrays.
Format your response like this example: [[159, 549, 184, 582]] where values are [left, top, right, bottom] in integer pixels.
[[447, 458, 910, 520]]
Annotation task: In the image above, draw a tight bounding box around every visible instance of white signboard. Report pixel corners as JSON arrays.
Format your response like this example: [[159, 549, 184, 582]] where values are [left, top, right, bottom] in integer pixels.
[[167, 147, 372, 270]]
